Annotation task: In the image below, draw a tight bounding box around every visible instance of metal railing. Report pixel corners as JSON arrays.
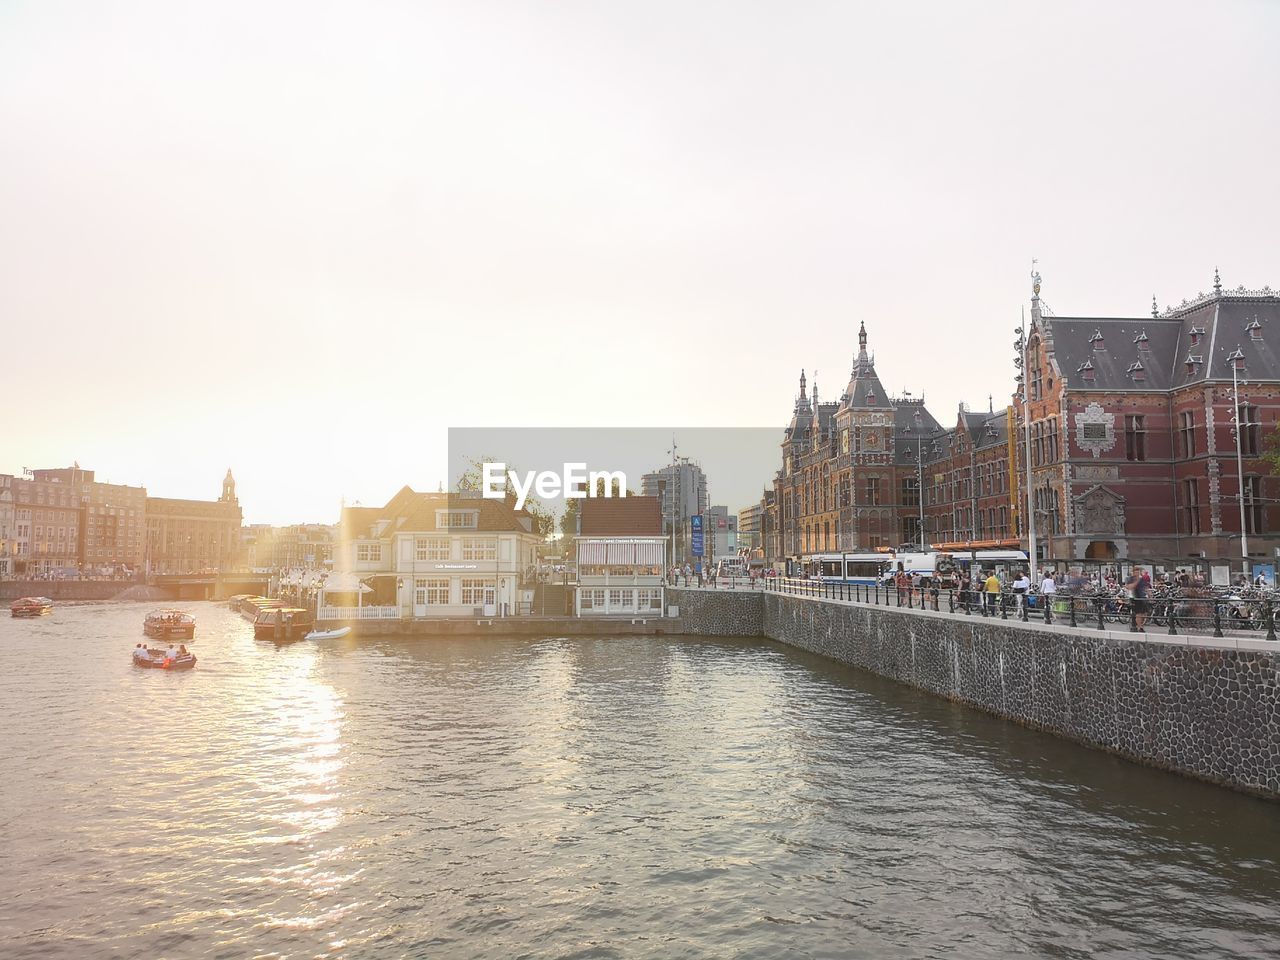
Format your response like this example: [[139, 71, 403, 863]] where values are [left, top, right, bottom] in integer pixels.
[[315, 604, 401, 621], [755, 578, 1280, 641]]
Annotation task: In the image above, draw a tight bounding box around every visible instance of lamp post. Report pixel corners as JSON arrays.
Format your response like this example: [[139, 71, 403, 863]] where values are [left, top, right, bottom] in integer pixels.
[[910, 406, 926, 552], [1014, 315, 1039, 583], [1230, 351, 1251, 581]]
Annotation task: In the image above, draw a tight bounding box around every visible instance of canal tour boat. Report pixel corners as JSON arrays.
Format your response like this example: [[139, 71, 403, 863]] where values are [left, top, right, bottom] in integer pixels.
[[143, 609, 196, 641], [132, 645, 197, 670], [253, 607, 314, 644], [10, 597, 54, 618]]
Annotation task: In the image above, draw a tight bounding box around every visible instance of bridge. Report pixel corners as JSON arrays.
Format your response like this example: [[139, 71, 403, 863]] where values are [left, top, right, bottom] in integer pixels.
[[147, 573, 270, 601]]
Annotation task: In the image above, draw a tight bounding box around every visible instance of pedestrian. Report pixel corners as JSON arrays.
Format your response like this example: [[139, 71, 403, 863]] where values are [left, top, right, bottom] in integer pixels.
[[983, 570, 1001, 614], [1126, 571, 1150, 632]]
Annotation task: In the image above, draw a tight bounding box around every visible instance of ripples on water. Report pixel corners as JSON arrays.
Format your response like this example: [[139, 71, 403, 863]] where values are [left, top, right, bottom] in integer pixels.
[[0, 602, 1276, 959]]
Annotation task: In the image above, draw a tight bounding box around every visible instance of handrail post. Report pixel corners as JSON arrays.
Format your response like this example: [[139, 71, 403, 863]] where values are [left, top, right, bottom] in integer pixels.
[[1213, 601, 1224, 638], [1020, 593, 1028, 622], [948, 589, 955, 614], [1043, 596, 1052, 624], [1129, 600, 1137, 632], [1167, 603, 1178, 636], [1267, 598, 1277, 642], [1069, 597, 1077, 628], [1096, 596, 1104, 631]]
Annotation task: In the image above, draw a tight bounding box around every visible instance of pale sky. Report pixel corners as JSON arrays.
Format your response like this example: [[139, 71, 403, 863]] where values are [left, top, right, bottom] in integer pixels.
[[2, 1, 1278, 524]]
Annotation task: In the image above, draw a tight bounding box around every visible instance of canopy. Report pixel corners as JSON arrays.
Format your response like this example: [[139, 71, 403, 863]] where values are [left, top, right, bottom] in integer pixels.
[[320, 571, 373, 594]]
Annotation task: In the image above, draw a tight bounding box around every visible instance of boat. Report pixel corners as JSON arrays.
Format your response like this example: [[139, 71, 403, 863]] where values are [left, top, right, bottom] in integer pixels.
[[10, 597, 53, 618], [143, 609, 196, 640], [253, 607, 315, 643], [239, 596, 286, 621], [304, 626, 352, 641], [132, 646, 197, 670]]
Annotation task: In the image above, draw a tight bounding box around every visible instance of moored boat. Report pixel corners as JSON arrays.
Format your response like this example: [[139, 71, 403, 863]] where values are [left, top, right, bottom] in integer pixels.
[[253, 607, 314, 643], [10, 597, 53, 618], [304, 626, 352, 641], [143, 609, 196, 640]]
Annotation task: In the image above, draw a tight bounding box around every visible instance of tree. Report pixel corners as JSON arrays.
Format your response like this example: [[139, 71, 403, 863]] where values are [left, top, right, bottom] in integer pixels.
[[1262, 424, 1280, 475], [453, 455, 556, 539]]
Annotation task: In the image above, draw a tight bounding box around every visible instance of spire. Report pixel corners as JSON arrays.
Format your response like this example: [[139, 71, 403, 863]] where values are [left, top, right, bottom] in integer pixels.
[[1151, 294, 1158, 318], [1213, 266, 1222, 295], [220, 468, 237, 504], [858, 321, 867, 351], [852, 323, 873, 376], [798, 369, 807, 400]]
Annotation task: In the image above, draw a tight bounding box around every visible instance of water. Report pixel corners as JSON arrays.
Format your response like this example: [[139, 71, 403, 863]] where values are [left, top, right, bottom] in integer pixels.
[[1, 602, 1277, 959]]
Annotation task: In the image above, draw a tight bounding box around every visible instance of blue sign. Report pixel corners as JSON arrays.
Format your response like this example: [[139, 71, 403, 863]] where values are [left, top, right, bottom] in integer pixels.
[[691, 514, 704, 557]]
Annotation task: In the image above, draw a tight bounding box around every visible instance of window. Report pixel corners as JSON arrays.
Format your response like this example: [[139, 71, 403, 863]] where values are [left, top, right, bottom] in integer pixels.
[[901, 476, 920, 507], [1238, 404, 1259, 456], [608, 588, 630, 610], [637, 588, 663, 611], [581, 588, 605, 611], [864, 477, 882, 506], [1046, 419, 1059, 462], [1244, 475, 1264, 535], [416, 537, 450, 561], [422, 578, 450, 604], [357, 543, 382, 562], [1031, 364, 1043, 400], [1183, 479, 1200, 535], [437, 510, 478, 528], [1179, 411, 1195, 458], [461, 579, 494, 605], [461, 538, 497, 560], [1125, 415, 1146, 461]]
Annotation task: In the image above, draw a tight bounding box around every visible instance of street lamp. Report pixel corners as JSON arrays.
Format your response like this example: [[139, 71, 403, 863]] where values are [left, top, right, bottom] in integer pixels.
[[1229, 348, 1251, 581], [1013, 316, 1039, 583]]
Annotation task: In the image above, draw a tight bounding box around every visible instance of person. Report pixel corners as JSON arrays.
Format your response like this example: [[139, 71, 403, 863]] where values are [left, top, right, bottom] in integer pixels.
[[1041, 572, 1057, 597], [683, 563, 692, 586], [984, 571, 1001, 614], [165, 643, 178, 662], [1126, 571, 1150, 632], [177, 644, 189, 658], [133, 643, 148, 661]]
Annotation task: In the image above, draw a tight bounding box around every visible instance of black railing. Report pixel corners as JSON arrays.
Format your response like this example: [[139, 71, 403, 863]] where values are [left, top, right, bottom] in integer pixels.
[[754, 578, 1280, 640]]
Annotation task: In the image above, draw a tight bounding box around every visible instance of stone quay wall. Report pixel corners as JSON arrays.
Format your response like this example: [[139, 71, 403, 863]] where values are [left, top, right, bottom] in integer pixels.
[[667, 588, 1279, 799]]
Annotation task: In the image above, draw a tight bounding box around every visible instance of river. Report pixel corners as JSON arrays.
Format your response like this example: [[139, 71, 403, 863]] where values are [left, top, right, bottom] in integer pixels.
[[0, 601, 1276, 959]]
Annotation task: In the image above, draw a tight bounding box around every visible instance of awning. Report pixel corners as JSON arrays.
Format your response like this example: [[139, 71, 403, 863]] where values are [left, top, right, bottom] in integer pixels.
[[578, 541, 607, 564]]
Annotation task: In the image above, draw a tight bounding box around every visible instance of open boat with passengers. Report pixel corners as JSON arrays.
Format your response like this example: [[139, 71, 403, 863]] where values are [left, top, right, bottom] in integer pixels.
[[143, 609, 196, 640], [253, 607, 314, 643], [132, 643, 197, 670], [10, 597, 53, 618]]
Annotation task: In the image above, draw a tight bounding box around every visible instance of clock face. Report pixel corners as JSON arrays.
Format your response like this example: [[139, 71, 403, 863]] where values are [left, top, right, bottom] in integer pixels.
[[865, 432, 880, 448]]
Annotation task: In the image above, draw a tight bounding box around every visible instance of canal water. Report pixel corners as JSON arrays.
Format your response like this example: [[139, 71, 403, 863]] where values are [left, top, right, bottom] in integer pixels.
[[1, 602, 1277, 959]]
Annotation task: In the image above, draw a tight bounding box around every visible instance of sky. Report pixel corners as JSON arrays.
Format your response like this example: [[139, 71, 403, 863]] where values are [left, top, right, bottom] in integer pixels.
[[2, 0, 1278, 523]]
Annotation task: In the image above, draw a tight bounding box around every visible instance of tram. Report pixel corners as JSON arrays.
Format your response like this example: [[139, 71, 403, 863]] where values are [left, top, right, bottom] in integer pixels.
[[793, 549, 1029, 586]]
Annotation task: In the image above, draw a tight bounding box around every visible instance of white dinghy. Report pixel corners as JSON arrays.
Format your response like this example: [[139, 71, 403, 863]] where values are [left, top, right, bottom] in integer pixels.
[[305, 626, 352, 641]]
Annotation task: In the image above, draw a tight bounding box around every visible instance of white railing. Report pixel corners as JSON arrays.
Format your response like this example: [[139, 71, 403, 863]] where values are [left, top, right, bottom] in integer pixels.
[[316, 604, 401, 621]]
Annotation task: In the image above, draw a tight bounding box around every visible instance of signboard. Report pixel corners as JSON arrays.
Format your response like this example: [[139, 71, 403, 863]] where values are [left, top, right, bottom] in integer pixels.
[[691, 514, 704, 557]]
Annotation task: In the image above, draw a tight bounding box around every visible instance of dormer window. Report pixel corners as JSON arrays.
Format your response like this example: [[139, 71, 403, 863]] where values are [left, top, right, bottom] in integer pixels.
[[1089, 330, 1105, 351], [1227, 347, 1246, 372], [1247, 318, 1263, 341], [1133, 329, 1149, 349], [865, 390, 876, 404], [1185, 353, 1203, 376], [1078, 359, 1095, 382], [436, 509, 479, 529], [1189, 326, 1205, 347], [1127, 360, 1146, 382]]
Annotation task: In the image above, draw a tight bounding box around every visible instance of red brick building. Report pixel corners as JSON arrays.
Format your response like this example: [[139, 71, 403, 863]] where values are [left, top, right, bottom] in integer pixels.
[[1018, 270, 1280, 575]]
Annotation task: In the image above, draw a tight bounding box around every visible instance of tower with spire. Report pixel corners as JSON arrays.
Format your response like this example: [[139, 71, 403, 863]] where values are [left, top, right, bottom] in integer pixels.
[[220, 468, 237, 504]]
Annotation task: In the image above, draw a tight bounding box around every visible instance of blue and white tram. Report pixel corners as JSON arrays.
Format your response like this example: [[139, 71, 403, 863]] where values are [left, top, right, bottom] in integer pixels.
[[798, 549, 1029, 586]]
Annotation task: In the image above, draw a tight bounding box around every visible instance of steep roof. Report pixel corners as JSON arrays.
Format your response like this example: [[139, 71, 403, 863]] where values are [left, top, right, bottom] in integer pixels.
[[837, 322, 892, 410], [346, 490, 535, 538], [580, 496, 663, 536]]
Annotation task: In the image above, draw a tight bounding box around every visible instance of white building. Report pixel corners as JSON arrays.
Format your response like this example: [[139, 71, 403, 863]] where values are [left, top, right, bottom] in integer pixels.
[[574, 497, 667, 616], [331, 488, 541, 619]]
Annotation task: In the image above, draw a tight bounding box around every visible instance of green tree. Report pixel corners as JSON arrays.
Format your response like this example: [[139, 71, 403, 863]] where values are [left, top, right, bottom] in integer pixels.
[[453, 455, 556, 539]]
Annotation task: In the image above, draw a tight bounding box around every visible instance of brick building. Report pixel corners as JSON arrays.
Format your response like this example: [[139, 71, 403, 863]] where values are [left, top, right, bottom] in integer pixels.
[[145, 470, 244, 574], [1018, 270, 1280, 574]]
